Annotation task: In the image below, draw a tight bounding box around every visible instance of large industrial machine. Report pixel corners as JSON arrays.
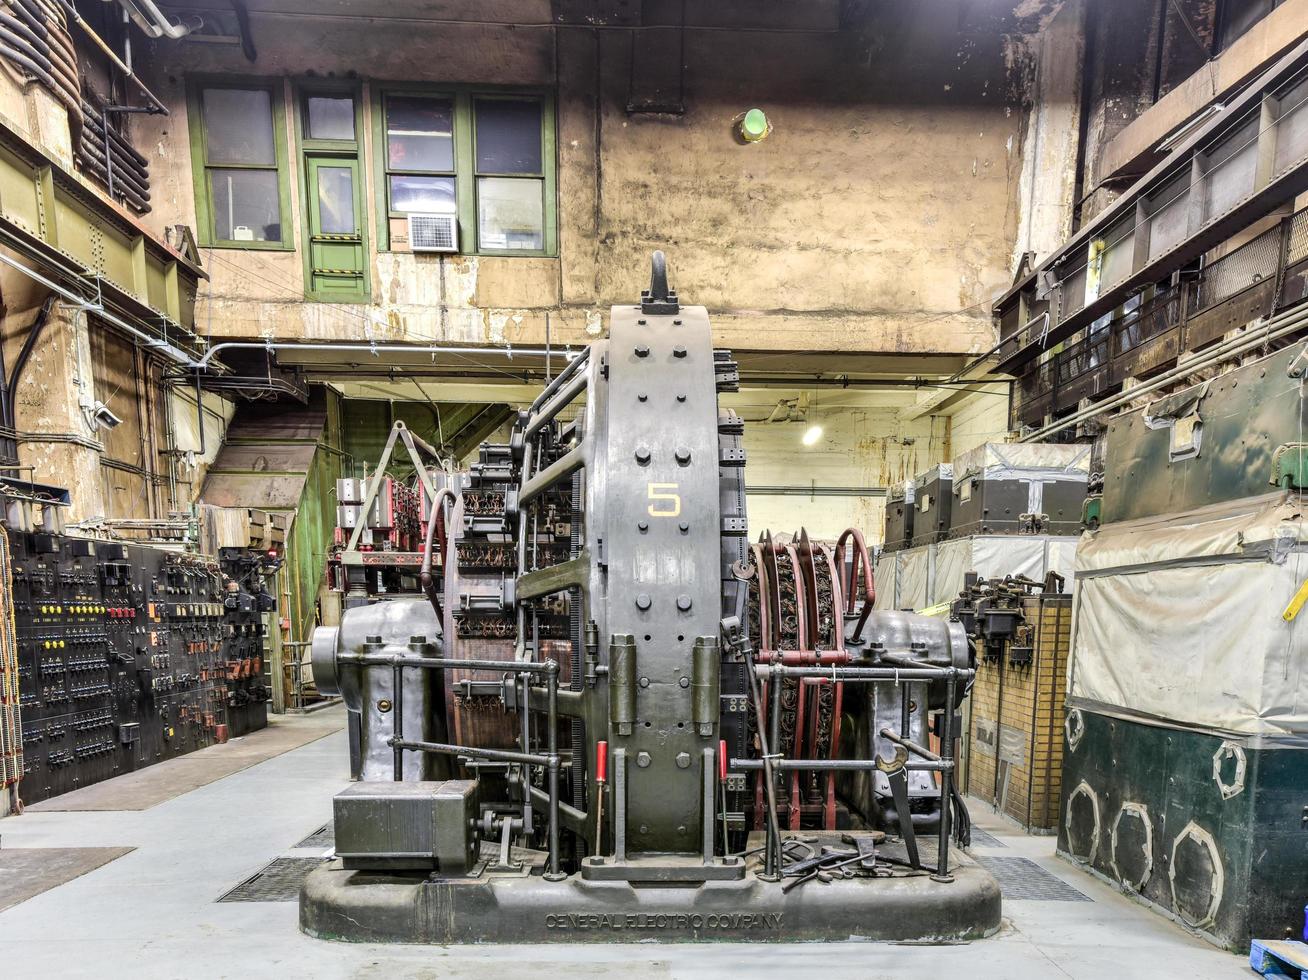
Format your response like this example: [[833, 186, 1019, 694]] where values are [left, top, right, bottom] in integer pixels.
[[302, 255, 999, 943]]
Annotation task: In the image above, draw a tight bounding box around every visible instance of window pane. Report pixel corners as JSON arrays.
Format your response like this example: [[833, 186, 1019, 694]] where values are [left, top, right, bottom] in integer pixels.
[[306, 95, 355, 140], [386, 96, 453, 172], [202, 88, 275, 165], [316, 166, 356, 235], [211, 168, 282, 242], [389, 174, 455, 213], [477, 177, 543, 250], [475, 99, 542, 174]]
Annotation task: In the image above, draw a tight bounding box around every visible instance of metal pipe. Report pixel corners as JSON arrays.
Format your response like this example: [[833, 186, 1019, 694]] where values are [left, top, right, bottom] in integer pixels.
[[767, 663, 784, 875], [518, 443, 585, 506], [192, 370, 205, 456], [524, 368, 588, 439], [337, 652, 558, 673], [757, 665, 974, 682], [744, 653, 783, 880], [879, 727, 940, 762], [195, 339, 576, 370], [113, 0, 195, 39], [0, 249, 201, 367], [388, 736, 550, 767], [729, 758, 954, 772], [526, 345, 589, 415], [522, 782, 585, 827], [419, 486, 457, 618], [55, 0, 168, 112], [545, 660, 563, 879], [391, 661, 404, 781], [936, 670, 957, 880], [78, 129, 150, 197]]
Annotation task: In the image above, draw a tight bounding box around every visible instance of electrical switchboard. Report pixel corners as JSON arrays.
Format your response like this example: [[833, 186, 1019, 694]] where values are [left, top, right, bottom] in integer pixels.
[[8, 531, 278, 806]]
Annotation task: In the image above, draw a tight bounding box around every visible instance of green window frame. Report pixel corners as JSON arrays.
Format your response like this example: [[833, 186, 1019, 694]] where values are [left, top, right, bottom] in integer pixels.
[[371, 85, 556, 257], [292, 80, 370, 303], [186, 77, 294, 251]]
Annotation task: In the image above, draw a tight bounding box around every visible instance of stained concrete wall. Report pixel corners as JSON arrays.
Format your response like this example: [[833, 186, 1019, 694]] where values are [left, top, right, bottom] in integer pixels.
[[0, 0, 1057, 524], [742, 406, 949, 542], [131, 0, 1042, 358]]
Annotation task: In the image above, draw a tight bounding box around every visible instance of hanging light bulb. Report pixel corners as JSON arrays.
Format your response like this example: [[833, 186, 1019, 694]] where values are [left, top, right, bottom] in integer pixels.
[[801, 424, 823, 446]]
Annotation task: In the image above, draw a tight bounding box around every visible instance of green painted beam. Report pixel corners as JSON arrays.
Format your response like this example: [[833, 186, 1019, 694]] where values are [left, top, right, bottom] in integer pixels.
[[0, 112, 205, 348]]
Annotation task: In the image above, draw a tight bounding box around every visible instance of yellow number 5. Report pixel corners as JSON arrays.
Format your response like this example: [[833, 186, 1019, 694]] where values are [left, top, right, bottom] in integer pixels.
[[647, 483, 681, 517]]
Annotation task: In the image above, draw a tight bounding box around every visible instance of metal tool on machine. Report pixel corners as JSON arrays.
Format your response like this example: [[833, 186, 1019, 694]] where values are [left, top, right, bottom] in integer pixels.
[[301, 253, 1001, 944]]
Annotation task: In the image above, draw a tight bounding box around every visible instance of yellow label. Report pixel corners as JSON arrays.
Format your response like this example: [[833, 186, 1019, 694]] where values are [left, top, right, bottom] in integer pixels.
[[647, 483, 682, 518]]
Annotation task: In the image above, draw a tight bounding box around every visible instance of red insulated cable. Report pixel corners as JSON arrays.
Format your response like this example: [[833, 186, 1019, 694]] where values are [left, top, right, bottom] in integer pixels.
[[719, 740, 727, 782]]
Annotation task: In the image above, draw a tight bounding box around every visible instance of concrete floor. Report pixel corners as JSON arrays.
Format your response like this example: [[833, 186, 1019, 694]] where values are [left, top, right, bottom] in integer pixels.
[[0, 705, 1250, 979]]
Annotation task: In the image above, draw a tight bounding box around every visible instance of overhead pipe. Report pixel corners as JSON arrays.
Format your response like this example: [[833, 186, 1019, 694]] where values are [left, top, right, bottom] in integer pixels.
[[0, 248, 202, 367], [54, 0, 167, 113], [194, 340, 580, 370], [109, 0, 197, 39]]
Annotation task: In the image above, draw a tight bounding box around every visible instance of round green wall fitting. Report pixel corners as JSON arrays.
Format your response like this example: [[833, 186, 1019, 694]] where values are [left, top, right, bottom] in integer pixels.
[[740, 108, 770, 142]]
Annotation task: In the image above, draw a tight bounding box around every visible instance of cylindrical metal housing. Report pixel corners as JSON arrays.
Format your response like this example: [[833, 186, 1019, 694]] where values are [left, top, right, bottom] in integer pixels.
[[609, 633, 637, 736], [690, 635, 718, 736], [310, 597, 445, 780]]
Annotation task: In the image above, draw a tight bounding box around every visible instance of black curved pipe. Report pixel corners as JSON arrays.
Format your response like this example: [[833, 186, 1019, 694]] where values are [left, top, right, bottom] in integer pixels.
[[649, 249, 668, 302]]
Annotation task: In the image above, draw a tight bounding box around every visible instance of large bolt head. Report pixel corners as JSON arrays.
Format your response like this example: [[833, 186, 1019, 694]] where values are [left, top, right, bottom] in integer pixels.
[[636, 751, 652, 768], [675, 752, 691, 769]]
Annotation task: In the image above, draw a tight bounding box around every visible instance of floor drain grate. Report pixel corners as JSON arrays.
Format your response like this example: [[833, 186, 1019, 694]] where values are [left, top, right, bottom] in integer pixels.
[[974, 856, 1091, 902], [294, 824, 334, 849], [218, 857, 328, 903], [967, 828, 1007, 848]]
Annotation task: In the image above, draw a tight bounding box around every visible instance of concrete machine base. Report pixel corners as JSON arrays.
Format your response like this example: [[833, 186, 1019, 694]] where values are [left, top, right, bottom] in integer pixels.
[[300, 841, 1002, 944]]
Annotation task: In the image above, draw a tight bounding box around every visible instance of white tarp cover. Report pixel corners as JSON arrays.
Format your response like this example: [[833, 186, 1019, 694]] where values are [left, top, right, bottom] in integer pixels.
[[873, 554, 899, 610], [898, 546, 933, 610], [931, 535, 1076, 604], [873, 535, 1079, 611], [951, 441, 1091, 483], [1069, 492, 1308, 736]]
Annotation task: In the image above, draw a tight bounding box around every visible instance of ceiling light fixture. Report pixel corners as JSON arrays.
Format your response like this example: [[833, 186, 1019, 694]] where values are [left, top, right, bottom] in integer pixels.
[[801, 424, 823, 446]]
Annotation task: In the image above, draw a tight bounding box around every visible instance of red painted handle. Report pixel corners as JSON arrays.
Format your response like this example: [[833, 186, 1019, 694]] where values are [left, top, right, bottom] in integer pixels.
[[596, 740, 608, 783], [719, 740, 728, 783]]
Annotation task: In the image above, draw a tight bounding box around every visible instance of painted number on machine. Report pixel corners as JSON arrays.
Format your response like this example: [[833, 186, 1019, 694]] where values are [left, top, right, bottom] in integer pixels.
[[647, 483, 682, 517]]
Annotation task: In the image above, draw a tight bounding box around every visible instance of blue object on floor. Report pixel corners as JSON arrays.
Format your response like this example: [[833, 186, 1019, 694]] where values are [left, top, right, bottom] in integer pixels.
[[1249, 938, 1308, 978]]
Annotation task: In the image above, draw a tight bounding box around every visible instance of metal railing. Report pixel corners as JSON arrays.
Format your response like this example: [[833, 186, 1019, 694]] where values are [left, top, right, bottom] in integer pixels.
[[1012, 204, 1308, 426]]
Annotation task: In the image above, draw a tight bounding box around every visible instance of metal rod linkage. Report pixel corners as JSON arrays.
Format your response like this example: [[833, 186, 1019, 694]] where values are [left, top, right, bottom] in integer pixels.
[[729, 758, 954, 772], [387, 736, 551, 767], [757, 665, 974, 682], [337, 653, 558, 673]]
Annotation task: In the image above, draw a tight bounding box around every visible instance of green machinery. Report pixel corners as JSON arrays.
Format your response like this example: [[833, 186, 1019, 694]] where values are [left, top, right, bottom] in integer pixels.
[[1060, 340, 1308, 950]]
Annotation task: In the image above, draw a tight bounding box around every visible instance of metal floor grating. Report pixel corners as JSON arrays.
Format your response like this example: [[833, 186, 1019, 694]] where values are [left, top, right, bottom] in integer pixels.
[[218, 857, 328, 903], [974, 856, 1091, 902], [294, 824, 334, 849], [966, 827, 1007, 848]]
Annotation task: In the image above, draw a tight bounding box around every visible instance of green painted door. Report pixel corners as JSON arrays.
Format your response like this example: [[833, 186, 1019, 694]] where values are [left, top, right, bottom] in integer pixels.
[[305, 156, 366, 300]]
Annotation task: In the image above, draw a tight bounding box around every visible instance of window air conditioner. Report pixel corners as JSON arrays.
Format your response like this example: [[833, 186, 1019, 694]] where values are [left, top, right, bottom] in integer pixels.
[[408, 213, 458, 253]]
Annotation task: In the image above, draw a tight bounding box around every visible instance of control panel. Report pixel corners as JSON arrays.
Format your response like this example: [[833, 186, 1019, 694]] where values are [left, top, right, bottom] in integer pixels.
[[9, 532, 278, 805]]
